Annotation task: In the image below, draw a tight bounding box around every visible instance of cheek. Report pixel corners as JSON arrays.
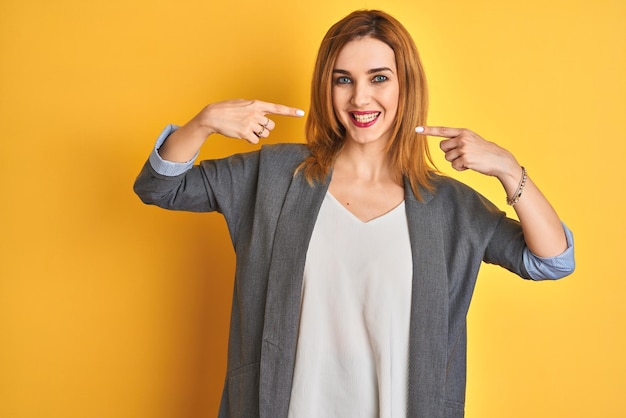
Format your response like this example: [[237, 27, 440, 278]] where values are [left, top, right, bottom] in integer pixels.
[[331, 87, 346, 108], [385, 88, 400, 117], [331, 89, 350, 122]]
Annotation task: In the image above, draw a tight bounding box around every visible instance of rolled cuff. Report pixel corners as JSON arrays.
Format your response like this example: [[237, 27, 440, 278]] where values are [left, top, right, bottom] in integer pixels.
[[523, 222, 575, 280], [148, 124, 199, 176]]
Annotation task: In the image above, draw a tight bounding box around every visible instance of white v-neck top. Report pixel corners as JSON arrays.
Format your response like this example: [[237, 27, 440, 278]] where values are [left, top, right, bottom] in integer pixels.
[[288, 192, 413, 418]]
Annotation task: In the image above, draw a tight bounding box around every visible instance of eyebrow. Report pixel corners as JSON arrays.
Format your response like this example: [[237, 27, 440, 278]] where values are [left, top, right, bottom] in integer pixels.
[[333, 67, 395, 75]]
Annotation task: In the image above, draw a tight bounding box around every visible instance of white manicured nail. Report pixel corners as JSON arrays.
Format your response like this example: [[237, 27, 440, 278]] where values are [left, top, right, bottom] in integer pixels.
[[296, 109, 305, 117], [415, 126, 425, 133]]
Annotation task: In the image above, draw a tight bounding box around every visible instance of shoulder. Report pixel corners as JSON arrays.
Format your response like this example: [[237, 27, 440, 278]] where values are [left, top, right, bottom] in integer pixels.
[[408, 172, 482, 204], [201, 142, 308, 172], [254, 142, 310, 177], [427, 173, 504, 219], [428, 173, 483, 201], [259, 142, 310, 162]]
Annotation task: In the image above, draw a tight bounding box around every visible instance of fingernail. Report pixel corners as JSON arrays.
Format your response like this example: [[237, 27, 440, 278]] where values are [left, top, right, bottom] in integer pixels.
[[415, 126, 424, 133], [296, 109, 305, 117]]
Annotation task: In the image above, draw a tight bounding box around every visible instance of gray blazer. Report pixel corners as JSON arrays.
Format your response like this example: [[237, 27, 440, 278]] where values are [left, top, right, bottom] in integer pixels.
[[134, 143, 533, 418]]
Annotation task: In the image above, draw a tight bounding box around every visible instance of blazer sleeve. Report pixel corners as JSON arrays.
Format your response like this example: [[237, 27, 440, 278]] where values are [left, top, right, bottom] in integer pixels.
[[482, 214, 532, 279], [480, 197, 575, 281], [431, 176, 531, 279], [134, 150, 261, 212]]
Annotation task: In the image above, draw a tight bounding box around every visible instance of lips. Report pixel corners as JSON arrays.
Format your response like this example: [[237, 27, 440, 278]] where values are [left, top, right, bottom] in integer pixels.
[[350, 111, 380, 127]]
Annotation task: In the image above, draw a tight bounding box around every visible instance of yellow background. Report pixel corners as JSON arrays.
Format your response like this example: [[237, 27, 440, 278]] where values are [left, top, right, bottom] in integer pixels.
[[1, 0, 624, 417]]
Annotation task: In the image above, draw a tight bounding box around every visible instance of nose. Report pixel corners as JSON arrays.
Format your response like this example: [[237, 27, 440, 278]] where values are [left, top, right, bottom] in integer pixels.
[[350, 81, 371, 107]]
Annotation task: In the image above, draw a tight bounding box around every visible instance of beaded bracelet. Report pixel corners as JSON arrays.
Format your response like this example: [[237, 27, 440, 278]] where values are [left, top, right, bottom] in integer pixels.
[[506, 166, 527, 206]]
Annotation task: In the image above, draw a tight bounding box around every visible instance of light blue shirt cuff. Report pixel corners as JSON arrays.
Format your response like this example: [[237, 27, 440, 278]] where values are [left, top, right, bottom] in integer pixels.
[[148, 124, 199, 176], [523, 223, 575, 280]]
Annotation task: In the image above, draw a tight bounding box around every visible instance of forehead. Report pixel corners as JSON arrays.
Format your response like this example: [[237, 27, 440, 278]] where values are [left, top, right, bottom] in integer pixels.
[[335, 36, 396, 70]]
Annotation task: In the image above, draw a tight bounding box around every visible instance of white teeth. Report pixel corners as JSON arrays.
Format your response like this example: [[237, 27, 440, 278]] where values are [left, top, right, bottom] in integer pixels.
[[353, 112, 380, 123]]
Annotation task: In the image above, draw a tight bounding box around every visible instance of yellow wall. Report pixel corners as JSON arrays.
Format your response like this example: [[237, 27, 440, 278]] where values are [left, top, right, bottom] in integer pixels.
[[1, 0, 624, 416]]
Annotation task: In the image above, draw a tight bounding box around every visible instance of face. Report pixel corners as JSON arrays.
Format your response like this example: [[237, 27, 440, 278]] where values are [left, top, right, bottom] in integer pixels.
[[332, 36, 400, 148]]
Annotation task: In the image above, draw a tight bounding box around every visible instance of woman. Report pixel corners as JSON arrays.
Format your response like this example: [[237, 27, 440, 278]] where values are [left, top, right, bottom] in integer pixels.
[[134, 9, 574, 418]]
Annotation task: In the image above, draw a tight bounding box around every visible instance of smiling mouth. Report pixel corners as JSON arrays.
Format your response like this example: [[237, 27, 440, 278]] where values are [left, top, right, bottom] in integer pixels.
[[351, 112, 380, 125]]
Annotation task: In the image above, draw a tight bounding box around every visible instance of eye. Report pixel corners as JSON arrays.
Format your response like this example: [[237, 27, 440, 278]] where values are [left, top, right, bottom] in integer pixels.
[[335, 76, 352, 85], [372, 75, 388, 83]]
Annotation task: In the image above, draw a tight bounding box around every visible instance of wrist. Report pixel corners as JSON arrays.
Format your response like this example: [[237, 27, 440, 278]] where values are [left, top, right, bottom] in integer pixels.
[[505, 166, 528, 206], [191, 109, 218, 137], [495, 155, 522, 188]]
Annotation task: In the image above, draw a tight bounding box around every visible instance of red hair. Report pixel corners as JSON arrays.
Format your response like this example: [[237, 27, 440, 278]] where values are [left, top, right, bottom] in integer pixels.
[[299, 9, 437, 199]]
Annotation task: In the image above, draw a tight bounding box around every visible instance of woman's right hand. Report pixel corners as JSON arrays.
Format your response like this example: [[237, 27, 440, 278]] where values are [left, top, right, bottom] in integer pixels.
[[197, 99, 306, 144], [158, 99, 305, 162]]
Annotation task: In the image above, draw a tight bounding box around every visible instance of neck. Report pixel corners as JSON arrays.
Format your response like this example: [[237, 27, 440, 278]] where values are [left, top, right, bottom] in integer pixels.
[[334, 142, 400, 184]]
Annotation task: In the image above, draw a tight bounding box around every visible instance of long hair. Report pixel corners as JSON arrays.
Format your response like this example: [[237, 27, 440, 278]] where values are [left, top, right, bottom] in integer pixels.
[[299, 9, 437, 199]]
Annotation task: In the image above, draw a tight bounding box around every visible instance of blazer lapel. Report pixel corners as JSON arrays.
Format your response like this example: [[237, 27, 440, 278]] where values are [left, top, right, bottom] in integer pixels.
[[404, 180, 449, 418], [259, 171, 329, 418], [258, 175, 449, 418]]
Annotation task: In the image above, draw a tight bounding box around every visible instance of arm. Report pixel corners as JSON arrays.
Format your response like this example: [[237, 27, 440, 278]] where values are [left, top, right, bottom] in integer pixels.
[[418, 126, 568, 258], [134, 99, 305, 211]]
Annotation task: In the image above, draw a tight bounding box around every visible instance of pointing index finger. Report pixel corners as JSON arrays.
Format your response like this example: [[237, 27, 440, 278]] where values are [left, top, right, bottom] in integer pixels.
[[258, 100, 306, 118], [415, 126, 463, 138]]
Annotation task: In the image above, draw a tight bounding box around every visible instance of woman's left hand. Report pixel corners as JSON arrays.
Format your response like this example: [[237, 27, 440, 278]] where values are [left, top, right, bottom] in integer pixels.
[[417, 126, 520, 181]]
